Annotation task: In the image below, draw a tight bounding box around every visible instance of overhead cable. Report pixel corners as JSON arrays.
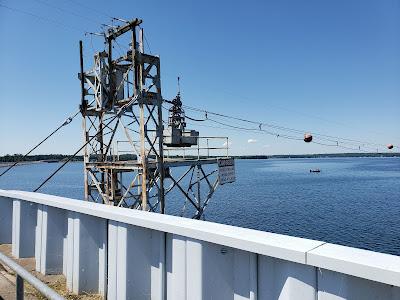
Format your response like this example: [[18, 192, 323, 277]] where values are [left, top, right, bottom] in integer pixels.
[[0, 109, 82, 178], [33, 96, 138, 192], [0, 3, 82, 33], [177, 103, 398, 151]]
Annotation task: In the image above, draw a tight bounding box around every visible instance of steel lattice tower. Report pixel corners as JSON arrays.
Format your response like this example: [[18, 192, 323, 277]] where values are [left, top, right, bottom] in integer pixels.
[[79, 18, 234, 218]]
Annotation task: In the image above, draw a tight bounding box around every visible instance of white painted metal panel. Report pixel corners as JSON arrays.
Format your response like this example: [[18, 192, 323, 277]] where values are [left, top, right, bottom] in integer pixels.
[[62, 218, 68, 277], [317, 268, 400, 300], [115, 222, 128, 300], [233, 250, 256, 300], [249, 253, 257, 300], [107, 221, 165, 300], [258, 255, 316, 300], [72, 213, 107, 295], [166, 234, 187, 300], [0, 196, 12, 243], [202, 242, 234, 299], [66, 212, 75, 291], [126, 225, 153, 299], [201, 242, 257, 299], [11, 200, 18, 256], [151, 230, 165, 300], [1, 190, 400, 299], [307, 243, 400, 286], [12, 200, 36, 258], [107, 220, 118, 300], [35, 204, 43, 272], [186, 238, 203, 300], [39, 206, 67, 275]]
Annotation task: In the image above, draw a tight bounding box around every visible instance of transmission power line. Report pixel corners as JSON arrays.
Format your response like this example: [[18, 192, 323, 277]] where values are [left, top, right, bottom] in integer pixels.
[[64, 0, 113, 20], [168, 103, 397, 152], [0, 109, 81, 178], [31, 0, 104, 26], [216, 88, 392, 138], [0, 3, 83, 33], [187, 120, 376, 153]]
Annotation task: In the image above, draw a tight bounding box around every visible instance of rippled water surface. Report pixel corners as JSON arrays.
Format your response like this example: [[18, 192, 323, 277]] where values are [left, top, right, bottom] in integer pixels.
[[1, 157, 399, 255]]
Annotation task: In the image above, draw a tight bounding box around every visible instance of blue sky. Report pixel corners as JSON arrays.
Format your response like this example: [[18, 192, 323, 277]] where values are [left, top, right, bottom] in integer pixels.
[[0, 0, 399, 155]]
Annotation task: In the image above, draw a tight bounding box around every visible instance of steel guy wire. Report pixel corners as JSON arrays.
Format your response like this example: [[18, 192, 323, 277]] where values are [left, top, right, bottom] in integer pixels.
[[179, 103, 398, 150]]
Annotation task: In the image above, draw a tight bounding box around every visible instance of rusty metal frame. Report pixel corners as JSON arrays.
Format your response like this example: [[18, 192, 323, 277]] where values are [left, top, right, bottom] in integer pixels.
[[79, 18, 231, 219]]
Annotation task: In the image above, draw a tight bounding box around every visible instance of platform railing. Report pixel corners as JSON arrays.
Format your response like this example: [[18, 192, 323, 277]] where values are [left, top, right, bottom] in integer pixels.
[[163, 136, 230, 159], [0, 189, 399, 300], [0, 251, 64, 300], [115, 136, 230, 161]]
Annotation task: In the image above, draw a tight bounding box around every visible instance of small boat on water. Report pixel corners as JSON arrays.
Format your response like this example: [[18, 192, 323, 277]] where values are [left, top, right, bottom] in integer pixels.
[[310, 169, 321, 173], [42, 159, 60, 163]]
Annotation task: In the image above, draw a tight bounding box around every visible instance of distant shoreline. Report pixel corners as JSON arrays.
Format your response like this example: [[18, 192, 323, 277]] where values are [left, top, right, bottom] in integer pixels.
[[0, 152, 399, 164], [0, 161, 45, 168], [236, 153, 400, 159]]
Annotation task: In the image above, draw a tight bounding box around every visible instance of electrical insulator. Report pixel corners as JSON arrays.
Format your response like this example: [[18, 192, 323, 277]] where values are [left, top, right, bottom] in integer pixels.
[[163, 92, 199, 147]]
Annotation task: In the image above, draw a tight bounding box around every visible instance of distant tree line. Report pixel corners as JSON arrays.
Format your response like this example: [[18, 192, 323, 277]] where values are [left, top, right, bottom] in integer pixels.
[[0, 154, 82, 163], [0, 152, 398, 163], [0, 154, 141, 163], [235, 153, 400, 159]]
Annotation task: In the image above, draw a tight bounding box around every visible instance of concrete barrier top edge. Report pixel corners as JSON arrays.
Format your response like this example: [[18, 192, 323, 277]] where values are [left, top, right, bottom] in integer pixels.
[[307, 243, 400, 287], [0, 189, 318, 263]]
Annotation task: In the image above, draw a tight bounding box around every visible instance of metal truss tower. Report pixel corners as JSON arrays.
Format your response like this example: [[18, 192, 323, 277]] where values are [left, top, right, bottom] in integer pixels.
[[79, 18, 235, 219]]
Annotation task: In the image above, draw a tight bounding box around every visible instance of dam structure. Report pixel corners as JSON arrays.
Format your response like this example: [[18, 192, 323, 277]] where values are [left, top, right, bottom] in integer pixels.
[[0, 189, 399, 299], [0, 17, 400, 300]]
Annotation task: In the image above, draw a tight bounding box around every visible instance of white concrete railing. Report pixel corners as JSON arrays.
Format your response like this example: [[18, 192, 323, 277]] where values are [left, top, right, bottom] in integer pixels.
[[0, 189, 399, 300]]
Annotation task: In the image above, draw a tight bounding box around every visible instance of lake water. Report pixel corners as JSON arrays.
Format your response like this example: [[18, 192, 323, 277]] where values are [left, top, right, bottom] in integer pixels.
[[1, 157, 399, 256]]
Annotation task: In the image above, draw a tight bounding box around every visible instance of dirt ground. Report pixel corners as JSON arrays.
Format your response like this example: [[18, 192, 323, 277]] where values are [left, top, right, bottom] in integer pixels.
[[0, 244, 102, 300]]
